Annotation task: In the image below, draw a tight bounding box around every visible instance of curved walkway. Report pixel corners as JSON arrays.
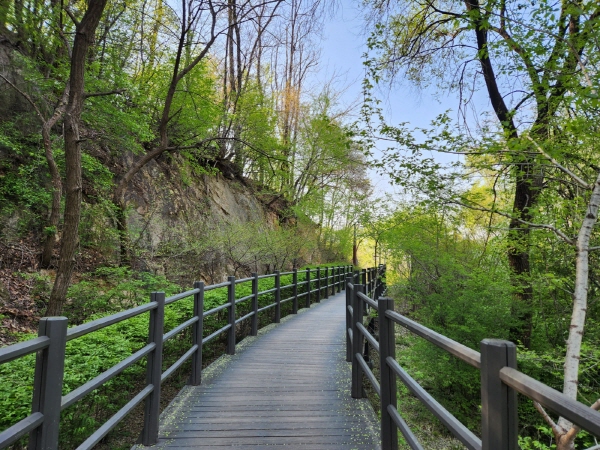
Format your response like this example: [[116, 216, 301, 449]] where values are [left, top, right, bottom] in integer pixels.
[[135, 291, 380, 449]]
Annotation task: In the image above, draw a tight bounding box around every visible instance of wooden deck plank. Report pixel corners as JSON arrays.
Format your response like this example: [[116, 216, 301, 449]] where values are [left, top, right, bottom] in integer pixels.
[[134, 291, 380, 449]]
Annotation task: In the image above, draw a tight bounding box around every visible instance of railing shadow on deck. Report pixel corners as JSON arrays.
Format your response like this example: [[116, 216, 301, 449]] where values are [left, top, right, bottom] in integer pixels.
[[0, 263, 380, 450], [347, 275, 600, 450]]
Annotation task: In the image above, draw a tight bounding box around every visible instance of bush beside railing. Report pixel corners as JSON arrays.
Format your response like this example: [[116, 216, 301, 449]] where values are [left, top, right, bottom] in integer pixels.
[[346, 275, 600, 449], [0, 264, 353, 450]]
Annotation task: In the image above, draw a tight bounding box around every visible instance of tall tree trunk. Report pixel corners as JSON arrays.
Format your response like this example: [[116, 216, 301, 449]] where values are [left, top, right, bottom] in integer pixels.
[[505, 145, 545, 348], [40, 126, 62, 268], [553, 173, 600, 448], [467, 0, 540, 347], [46, 0, 108, 316], [40, 88, 70, 268], [115, 199, 131, 266], [352, 224, 358, 266]]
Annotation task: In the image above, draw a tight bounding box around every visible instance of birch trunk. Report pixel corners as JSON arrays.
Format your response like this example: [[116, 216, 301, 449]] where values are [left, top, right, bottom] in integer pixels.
[[553, 172, 600, 449]]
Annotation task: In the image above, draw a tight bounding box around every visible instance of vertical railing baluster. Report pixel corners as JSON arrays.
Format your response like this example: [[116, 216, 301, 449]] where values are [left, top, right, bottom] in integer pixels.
[[305, 268, 311, 308], [337, 266, 342, 293], [227, 276, 236, 355], [251, 273, 259, 335], [379, 297, 398, 450], [351, 284, 365, 398], [292, 269, 298, 314], [345, 275, 352, 362], [324, 267, 329, 299], [190, 282, 204, 386], [316, 267, 321, 303], [142, 292, 165, 446], [274, 270, 281, 323], [480, 339, 518, 450], [29, 317, 68, 450]]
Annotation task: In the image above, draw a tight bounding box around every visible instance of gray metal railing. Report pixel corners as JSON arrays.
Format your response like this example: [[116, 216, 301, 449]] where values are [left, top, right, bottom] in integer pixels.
[[0, 264, 354, 450], [346, 274, 600, 449]]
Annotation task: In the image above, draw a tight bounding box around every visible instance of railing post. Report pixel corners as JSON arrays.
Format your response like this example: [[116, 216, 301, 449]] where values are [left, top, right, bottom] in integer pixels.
[[332, 266, 336, 295], [331, 266, 335, 296], [337, 266, 342, 293], [227, 276, 236, 355], [274, 270, 281, 323], [361, 269, 367, 295], [29, 317, 68, 450], [345, 275, 353, 362], [372, 268, 376, 295], [316, 267, 321, 303], [292, 269, 298, 314], [480, 339, 518, 450], [324, 267, 329, 299], [378, 297, 398, 450], [351, 284, 365, 398], [305, 268, 311, 308], [142, 292, 165, 446], [190, 281, 204, 386], [251, 273, 259, 335]]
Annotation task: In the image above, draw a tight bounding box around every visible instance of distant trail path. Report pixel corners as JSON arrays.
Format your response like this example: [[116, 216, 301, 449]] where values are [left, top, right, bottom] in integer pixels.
[[134, 291, 380, 449]]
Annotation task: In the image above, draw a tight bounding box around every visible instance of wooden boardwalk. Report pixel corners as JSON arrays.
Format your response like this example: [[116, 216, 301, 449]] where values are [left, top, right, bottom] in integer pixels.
[[135, 291, 380, 449]]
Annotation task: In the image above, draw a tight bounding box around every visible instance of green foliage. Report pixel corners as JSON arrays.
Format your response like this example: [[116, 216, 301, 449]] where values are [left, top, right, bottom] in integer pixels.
[[142, 59, 220, 148], [65, 267, 181, 324], [0, 123, 52, 215], [202, 221, 318, 276], [377, 205, 516, 428]]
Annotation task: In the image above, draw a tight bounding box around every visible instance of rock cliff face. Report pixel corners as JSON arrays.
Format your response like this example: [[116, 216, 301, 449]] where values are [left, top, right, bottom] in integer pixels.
[[131, 162, 272, 226], [116, 154, 284, 283]]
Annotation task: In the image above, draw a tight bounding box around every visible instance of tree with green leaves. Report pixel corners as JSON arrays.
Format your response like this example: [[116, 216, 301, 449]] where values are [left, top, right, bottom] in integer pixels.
[[363, 0, 600, 349], [363, 1, 600, 446], [45, 0, 110, 315]]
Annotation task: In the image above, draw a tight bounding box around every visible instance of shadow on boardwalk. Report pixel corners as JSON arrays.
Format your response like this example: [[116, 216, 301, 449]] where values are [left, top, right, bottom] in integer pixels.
[[133, 291, 380, 449]]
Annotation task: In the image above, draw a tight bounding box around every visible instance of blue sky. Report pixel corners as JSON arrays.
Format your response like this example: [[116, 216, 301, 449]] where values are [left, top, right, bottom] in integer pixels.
[[308, 1, 495, 196], [307, 1, 457, 194], [313, 2, 456, 129]]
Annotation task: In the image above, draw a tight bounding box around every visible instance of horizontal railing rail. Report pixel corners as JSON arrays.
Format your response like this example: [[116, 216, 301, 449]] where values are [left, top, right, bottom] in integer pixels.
[[346, 268, 600, 449], [0, 264, 354, 450]]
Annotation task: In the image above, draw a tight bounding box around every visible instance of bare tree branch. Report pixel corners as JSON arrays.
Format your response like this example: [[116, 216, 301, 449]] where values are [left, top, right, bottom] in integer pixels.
[[533, 401, 564, 437], [525, 135, 591, 190], [84, 89, 126, 99], [0, 74, 45, 123], [452, 199, 576, 245]]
